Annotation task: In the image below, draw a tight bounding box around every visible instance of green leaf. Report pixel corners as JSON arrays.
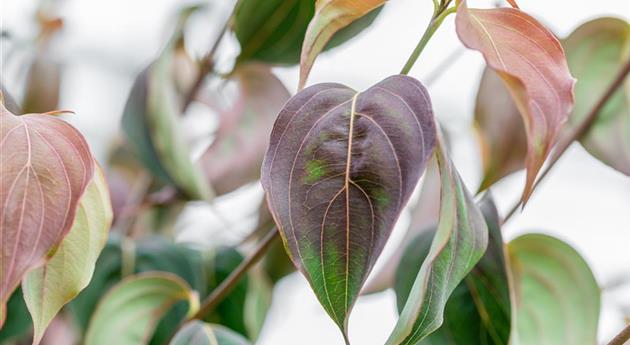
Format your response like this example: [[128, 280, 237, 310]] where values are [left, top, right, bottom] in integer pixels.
[[563, 17, 630, 175], [170, 321, 252, 345], [394, 194, 510, 345], [261, 75, 437, 341], [84, 272, 199, 345], [298, 0, 385, 89], [456, 1, 575, 202], [0, 103, 95, 326], [0, 288, 32, 343], [121, 7, 212, 201], [199, 64, 290, 196], [233, 0, 381, 66], [385, 139, 488, 345], [508, 234, 600, 345], [23, 165, 113, 344], [474, 67, 527, 192]]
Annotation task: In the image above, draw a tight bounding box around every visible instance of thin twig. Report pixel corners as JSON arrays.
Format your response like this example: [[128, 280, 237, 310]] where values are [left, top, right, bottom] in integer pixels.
[[503, 56, 630, 223], [607, 324, 630, 345]]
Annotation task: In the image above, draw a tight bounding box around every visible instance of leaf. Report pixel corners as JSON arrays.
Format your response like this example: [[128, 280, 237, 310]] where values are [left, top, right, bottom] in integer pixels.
[[122, 7, 212, 201], [68, 238, 270, 342], [0, 288, 32, 343], [0, 103, 95, 326], [199, 64, 290, 196], [170, 321, 252, 345], [508, 234, 600, 345], [385, 139, 488, 345], [298, 0, 385, 89], [22, 165, 113, 344], [261, 75, 436, 340], [394, 194, 510, 345], [0, 84, 21, 114], [22, 56, 62, 114], [563, 17, 630, 175], [475, 67, 528, 191], [363, 156, 441, 294], [84, 272, 199, 345], [233, 0, 382, 66], [456, 0, 575, 202]]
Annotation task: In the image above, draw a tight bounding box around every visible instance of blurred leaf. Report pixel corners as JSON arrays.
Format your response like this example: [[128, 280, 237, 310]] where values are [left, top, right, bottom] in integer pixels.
[[563, 17, 630, 175], [199, 64, 290, 196], [121, 7, 212, 201], [23, 166, 113, 345], [456, 1, 575, 202], [22, 56, 61, 114], [0, 103, 95, 326], [508, 234, 600, 345], [233, 0, 382, 66], [68, 238, 271, 342], [261, 75, 436, 341], [394, 194, 510, 345], [475, 67, 527, 191], [0, 83, 21, 114], [84, 272, 199, 345], [299, 0, 384, 89], [385, 139, 488, 345], [169, 321, 252, 345], [0, 288, 32, 343]]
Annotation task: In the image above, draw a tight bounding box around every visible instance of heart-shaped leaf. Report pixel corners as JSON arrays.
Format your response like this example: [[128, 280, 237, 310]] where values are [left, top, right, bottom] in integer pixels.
[[385, 139, 488, 345], [23, 165, 113, 344], [563, 17, 630, 176], [170, 321, 252, 345], [394, 194, 510, 345], [233, 0, 381, 66], [475, 67, 527, 191], [508, 234, 600, 345], [0, 104, 95, 326], [261, 75, 436, 340], [199, 64, 291, 195], [84, 272, 199, 345], [298, 0, 385, 89], [456, 0, 575, 201], [122, 7, 212, 201]]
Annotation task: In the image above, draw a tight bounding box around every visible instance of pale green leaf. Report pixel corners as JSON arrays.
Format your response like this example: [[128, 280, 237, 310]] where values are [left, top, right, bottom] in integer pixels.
[[170, 321, 252, 345]]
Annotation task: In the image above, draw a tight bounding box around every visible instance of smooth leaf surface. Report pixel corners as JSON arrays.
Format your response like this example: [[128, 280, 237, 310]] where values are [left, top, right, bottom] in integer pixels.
[[508, 234, 600, 345], [563, 17, 630, 175], [200, 64, 290, 196], [262, 75, 436, 338], [456, 0, 575, 201], [0, 104, 95, 325], [386, 139, 488, 345], [122, 8, 212, 201], [299, 0, 385, 89], [170, 321, 252, 345], [84, 272, 199, 345], [22, 56, 62, 114], [394, 194, 510, 345], [23, 165, 113, 344], [233, 0, 381, 66], [0, 288, 31, 343], [475, 67, 527, 191]]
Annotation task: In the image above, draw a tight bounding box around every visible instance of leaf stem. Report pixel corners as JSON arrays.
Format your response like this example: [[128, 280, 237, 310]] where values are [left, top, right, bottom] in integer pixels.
[[193, 227, 278, 319], [608, 324, 630, 345], [503, 56, 630, 223], [400, 6, 456, 75]]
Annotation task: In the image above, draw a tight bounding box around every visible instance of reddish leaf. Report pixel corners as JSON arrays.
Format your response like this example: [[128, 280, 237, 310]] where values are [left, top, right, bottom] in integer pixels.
[[456, 0, 575, 201], [0, 104, 95, 325], [200, 64, 291, 195], [261, 75, 436, 340]]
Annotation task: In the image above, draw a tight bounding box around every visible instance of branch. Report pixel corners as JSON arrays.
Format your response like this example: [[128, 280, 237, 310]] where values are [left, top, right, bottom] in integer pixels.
[[607, 324, 630, 345], [503, 56, 630, 223], [192, 227, 279, 320]]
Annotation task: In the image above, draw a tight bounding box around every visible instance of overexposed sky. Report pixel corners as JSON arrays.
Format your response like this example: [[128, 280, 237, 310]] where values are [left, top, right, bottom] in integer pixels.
[[2, 0, 629, 344]]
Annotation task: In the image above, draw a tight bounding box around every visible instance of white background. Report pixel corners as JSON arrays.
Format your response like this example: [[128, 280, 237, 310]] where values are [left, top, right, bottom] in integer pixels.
[[2, 0, 629, 344]]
